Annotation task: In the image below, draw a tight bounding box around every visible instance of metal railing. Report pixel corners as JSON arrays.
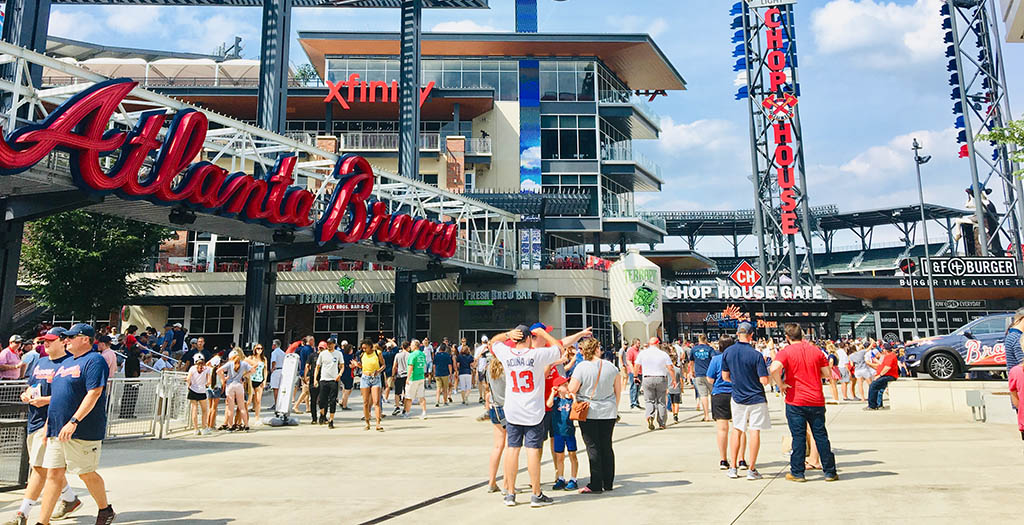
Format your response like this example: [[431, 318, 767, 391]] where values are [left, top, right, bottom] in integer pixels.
[[145, 255, 382, 273], [156, 371, 191, 438], [0, 381, 29, 492], [602, 192, 635, 218], [600, 141, 663, 179], [40, 76, 316, 89], [598, 89, 662, 127], [460, 137, 493, 155], [105, 377, 161, 440], [340, 132, 440, 151]]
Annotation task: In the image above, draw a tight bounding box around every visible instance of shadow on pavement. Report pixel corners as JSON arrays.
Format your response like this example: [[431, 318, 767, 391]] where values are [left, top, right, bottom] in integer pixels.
[[833, 448, 877, 456], [835, 470, 898, 480], [68, 510, 234, 524], [99, 440, 264, 469]]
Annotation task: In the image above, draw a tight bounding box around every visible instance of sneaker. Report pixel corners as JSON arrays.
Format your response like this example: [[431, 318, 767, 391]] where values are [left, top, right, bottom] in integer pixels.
[[504, 494, 516, 507], [726, 468, 739, 479], [421, 413, 428, 420], [565, 480, 578, 490], [746, 469, 762, 480], [328, 420, 335, 429], [95, 505, 116, 525], [530, 493, 554, 508], [194, 429, 201, 436], [341, 406, 352, 411], [2, 512, 26, 525], [53, 496, 82, 520], [487, 484, 501, 493], [647, 418, 655, 431], [719, 460, 729, 470], [319, 416, 327, 424], [863, 406, 878, 411], [552, 479, 566, 490], [673, 414, 679, 423], [825, 473, 840, 482], [391, 407, 401, 416], [785, 473, 806, 483], [435, 403, 440, 407], [738, 460, 749, 470]]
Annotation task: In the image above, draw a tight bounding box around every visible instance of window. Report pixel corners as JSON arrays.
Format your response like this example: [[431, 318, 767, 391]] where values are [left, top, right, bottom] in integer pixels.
[[563, 298, 611, 350], [541, 114, 597, 160], [966, 316, 1008, 335], [167, 306, 186, 328], [189, 305, 235, 335], [275, 305, 286, 335], [313, 310, 359, 344], [540, 61, 595, 102], [464, 172, 475, 192], [416, 302, 431, 341], [542, 174, 599, 217], [328, 58, 518, 101], [365, 304, 395, 342]]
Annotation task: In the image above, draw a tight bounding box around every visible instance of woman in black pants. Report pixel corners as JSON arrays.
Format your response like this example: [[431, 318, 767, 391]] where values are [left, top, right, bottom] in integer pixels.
[[568, 338, 623, 493]]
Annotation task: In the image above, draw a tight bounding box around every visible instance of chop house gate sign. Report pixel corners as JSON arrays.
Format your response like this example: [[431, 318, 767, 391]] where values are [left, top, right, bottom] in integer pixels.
[[0, 79, 458, 258]]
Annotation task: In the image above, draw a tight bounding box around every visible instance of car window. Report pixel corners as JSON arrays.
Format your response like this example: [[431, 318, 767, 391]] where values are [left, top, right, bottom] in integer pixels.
[[968, 317, 1009, 335]]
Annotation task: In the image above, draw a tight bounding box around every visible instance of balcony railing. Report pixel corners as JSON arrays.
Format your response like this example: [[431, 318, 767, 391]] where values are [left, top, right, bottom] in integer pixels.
[[602, 192, 636, 219], [340, 132, 440, 152], [145, 256, 386, 274], [40, 76, 319, 89], [598, 89, 661, 127], [600, 141, 663, 179], [442, 136, 492, 156]]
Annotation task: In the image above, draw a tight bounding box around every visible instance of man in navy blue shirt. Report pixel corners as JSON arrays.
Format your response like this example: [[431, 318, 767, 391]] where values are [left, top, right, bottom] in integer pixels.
[[721, 322, 770, 481], [432, 346, 454, 407], [4, 327, 82, 525], [37, 324, 115, 525], [687, 334, 715, 422]]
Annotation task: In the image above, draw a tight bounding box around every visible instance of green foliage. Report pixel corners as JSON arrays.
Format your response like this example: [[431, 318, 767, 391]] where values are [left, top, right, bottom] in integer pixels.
[[294, 63, 320, 86], [978, 117, 1024, 178], [19, 211, 173, 321]]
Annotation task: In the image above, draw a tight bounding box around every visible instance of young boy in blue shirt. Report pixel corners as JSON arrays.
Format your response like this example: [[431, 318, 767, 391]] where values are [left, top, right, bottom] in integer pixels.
[[546, 375, 578, 490]]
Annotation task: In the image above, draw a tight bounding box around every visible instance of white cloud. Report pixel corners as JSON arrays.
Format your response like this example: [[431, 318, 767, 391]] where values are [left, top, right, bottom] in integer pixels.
[[49, 10, 101, 40], [839, 127, 956, 180], [102, 6, 164, 35], [520, 146, 541, 170], [811, 0, 944, 68], [609, 15, 668, 38], [657, 117, 738, 154], [520, 179, 542, 193], [170, 9, 259, 56], [431, 20, 500, 32]]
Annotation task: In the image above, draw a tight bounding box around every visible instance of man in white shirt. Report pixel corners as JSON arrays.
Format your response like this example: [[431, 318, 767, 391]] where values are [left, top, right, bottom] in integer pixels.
[[637, 337, 675, 430], [313, 341, 344, 429], [489, 323, 591, 508], [152, 355, 173, 372], [269, 340, 286, 404]]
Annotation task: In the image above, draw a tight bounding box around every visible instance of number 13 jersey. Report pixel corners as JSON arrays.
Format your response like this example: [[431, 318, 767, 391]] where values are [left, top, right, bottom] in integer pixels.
[[490, 344, 561, 426]]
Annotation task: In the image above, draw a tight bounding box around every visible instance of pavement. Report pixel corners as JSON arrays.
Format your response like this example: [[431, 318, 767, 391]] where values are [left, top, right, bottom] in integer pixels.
[[1, 386, 1021, 525]]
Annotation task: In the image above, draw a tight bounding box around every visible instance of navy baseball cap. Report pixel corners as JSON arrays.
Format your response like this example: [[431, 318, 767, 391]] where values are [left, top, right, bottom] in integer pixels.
[[41, 327, 67, 341], [65, 323, 95, 338], [736, 322, 754, 335], [882, 342, 893, 351]]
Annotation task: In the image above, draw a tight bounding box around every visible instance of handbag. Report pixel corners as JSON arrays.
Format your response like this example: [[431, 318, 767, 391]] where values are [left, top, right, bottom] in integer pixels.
[[570, 360, 602, 422]]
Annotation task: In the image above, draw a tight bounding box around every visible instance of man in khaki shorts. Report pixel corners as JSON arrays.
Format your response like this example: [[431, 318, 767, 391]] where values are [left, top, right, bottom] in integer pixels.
[[37, 324, 115, 525], [3, 328, 81, 525]]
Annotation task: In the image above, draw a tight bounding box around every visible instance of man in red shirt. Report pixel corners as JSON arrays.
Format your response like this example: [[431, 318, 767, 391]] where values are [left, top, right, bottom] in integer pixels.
[[625, 340, 641, 409], [866, 343, 899, 410], [769, 323, 838, 482]]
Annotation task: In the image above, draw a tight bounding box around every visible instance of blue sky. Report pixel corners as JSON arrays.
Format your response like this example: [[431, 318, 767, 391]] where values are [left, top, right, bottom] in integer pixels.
[[47, 0, 1024, 249]]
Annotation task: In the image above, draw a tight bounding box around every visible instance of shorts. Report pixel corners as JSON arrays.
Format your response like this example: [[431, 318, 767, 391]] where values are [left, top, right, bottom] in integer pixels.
[[251, 380, 264, 389], [478, 371, 488, 384], [269, 369, 283, 389], [731, 401, 771, 432], [42, 438, 102, 475], [711, 393, 732, 420], [406, 379, 425, 401], [341, 374, 354, 391], [458, 374, 472, 393], [394, 376, 407, 397], [360, 374, 382, 389], [668, 393, 682, 403], [187, 390, 207, 401], [694, 376, 712, 398], [207, 387, 224, 400], [552, 433, 578, 453], [839, 366, 851, 383], [26, 428, 47, 467], [854, 368, 873, 380], [436, 376, 450, 390], [489, 406, 506, 426], [507, 421, 546, 449]]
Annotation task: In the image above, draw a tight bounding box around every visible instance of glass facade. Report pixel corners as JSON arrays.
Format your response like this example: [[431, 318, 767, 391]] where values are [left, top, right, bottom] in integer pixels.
[[564, 297, 611, 350], [325, 58, 519, 101], [541, 115, 597, 160], [540, 61, 596, 102]]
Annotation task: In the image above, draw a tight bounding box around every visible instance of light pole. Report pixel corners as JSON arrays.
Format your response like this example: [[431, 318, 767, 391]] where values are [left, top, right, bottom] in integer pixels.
[[913, 138, 940, 336]]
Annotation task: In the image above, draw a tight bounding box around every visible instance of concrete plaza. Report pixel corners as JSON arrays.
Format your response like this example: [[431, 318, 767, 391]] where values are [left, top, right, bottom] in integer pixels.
[[1, 384, 1020, 524]]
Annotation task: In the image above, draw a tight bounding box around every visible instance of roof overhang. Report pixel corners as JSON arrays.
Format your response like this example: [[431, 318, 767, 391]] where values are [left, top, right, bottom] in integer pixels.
[[299, 32, 686, 91], [821, 276, 1024, 301]]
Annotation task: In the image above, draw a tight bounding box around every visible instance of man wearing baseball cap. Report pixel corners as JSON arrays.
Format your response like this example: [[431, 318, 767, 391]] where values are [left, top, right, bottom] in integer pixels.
[[721, 321, 770, 481], [3, 327, 81, 525], [0, 335, 25, 380], [36, 324, 115, 525], [866, 343, 899, 410]]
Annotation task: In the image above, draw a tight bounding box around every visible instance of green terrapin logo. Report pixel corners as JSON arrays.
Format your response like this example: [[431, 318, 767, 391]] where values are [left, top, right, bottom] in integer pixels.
[[337, 275, 356, 292], [632, 285, 658, 316]]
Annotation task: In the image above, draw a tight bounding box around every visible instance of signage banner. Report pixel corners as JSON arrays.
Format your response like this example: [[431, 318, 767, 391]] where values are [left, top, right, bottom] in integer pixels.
[[316, 303, 373, 314], [609, 250, 663, 342], [924, 256, 1018, 277], [0, 79, 458, 259], [934, 300, 987, 309], [429, 290, 536, 301], [323, 78, 434, 110], [899, 276, 1024, 288], [665, 282, 829, 301], [463, 299, 494, 307], [300, 293, 393, 304]]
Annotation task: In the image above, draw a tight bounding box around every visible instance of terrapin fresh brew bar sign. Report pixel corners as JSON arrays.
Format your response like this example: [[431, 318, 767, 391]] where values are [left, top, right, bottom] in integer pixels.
[[0, 79, 458, 259]]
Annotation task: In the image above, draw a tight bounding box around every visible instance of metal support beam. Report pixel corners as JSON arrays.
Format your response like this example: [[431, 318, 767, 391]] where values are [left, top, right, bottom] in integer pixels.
[[3, 191, 103, 223], [398, 0, 423, 181], [0, 221, 24, 340], [2, 0, 51, 87], [393, 269, 446, 343]]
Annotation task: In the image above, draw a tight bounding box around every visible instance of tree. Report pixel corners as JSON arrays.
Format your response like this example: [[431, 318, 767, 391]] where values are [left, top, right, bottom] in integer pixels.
[[979, 117, 1024, 178], [294, 63, 320, 87], [20, 211, 173, 321]]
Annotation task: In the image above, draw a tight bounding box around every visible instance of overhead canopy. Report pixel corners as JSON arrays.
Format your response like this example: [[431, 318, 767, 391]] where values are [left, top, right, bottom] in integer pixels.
[[299, 32, 687, 91], [46, 35, 222, 61], [816, 204, 971, 231]]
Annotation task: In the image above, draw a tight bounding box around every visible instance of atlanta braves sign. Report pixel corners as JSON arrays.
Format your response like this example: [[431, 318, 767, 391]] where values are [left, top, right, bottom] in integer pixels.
[[0, 78, 457, 258]]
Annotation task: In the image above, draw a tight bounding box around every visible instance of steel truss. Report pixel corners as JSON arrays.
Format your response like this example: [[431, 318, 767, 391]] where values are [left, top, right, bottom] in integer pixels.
[[0, 40, 517, 272], [944, 0, 1024, 267], [734, 0, 817, 287]]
